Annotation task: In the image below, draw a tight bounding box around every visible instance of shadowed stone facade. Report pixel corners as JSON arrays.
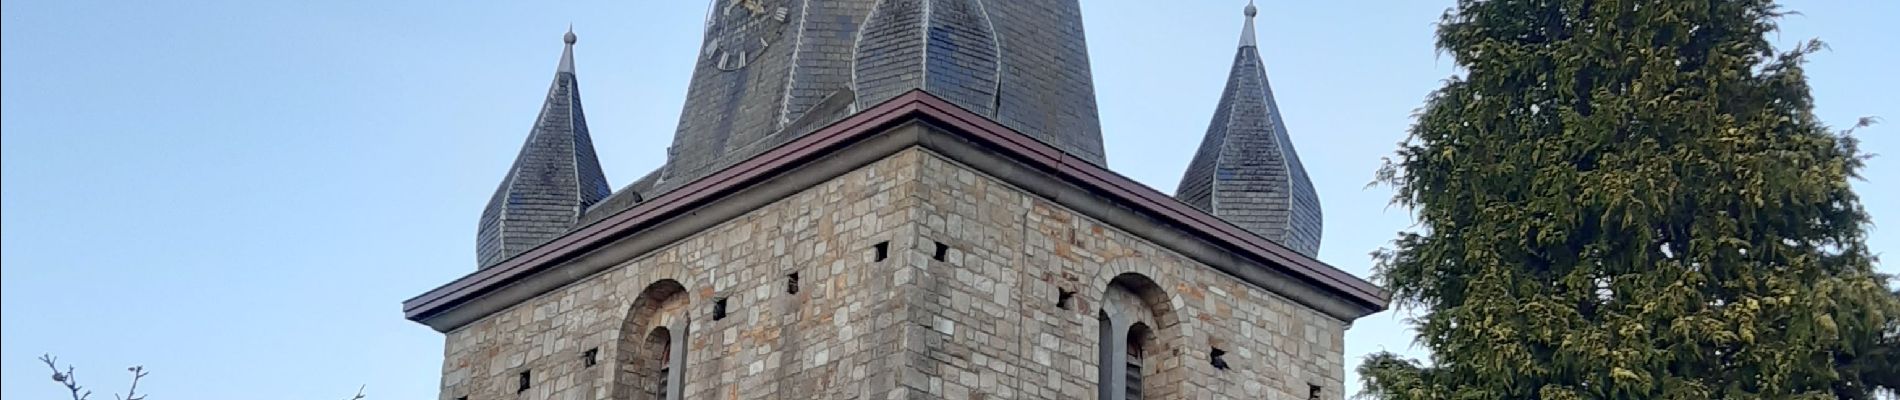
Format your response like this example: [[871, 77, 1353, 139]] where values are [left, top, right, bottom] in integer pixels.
[[434, 146, 1359, 400], [1175, 4, 1323, 257], [476, 30, 612, 268], [415, 98, 1387, 399]]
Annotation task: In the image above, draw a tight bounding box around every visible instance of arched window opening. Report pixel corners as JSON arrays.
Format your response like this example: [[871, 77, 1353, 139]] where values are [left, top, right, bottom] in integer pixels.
[[615, 279, 688, 400], [1098, 273, 1175, 400]]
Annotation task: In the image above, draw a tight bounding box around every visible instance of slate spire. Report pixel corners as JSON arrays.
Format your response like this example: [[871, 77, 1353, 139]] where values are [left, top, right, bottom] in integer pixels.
[[655, 0, 1106, 194], [1174, 1, 1323, 257], [475, 27, 612, 268]]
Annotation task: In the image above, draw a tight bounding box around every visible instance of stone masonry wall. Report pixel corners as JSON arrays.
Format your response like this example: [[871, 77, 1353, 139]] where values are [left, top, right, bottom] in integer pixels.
[[904, 151, 1347, 399], [439, 149, 925, 400], [436, 148, 1348, 399]]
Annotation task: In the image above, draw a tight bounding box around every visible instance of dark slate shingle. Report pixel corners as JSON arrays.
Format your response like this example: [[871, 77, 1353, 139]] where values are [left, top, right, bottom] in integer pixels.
[[1175, 5, 1323, 257], [476, 31, 612, 268]]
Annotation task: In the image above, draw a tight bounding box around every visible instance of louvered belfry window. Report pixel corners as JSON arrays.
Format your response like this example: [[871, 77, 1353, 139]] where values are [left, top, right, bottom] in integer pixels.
[[655, 344, 671, 400], [1126, 332, 1145, 400], [641, 326, 675, 400]]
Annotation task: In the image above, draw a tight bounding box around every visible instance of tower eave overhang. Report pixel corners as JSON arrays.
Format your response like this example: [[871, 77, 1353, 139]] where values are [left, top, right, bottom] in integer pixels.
[[403, 91, 1388, 332]]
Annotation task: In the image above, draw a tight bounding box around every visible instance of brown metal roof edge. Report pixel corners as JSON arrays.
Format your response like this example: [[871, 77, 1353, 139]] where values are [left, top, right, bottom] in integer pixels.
[[404, 90, 1388, 321], [900, 97, 1388, 308]]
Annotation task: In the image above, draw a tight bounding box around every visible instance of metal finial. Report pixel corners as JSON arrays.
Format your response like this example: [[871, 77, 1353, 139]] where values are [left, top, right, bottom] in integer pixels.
[[1239, 1, 1258, 47], [557, 25, 578, 73]]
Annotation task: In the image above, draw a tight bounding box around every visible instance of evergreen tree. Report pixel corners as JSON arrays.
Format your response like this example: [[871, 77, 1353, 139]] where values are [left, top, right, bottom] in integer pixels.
[[1866, 288, 1900, 391], [1357, 0, 1898, 398]]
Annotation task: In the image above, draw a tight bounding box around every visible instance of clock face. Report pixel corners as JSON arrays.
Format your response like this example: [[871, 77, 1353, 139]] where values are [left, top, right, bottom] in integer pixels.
[[703, 0, 791, 71]]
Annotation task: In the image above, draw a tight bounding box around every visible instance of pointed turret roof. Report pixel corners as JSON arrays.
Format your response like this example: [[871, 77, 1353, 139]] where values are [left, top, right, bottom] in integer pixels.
[[1175, 2, 1323, 257], [475, 28, 612, 268]]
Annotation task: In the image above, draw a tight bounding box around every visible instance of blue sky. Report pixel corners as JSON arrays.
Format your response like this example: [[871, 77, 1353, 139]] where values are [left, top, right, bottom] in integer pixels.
[[2, 1, 1894, 398]]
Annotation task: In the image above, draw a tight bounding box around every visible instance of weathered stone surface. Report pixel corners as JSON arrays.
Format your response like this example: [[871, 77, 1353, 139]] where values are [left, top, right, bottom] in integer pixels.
[[437, 149, 1348, 400]]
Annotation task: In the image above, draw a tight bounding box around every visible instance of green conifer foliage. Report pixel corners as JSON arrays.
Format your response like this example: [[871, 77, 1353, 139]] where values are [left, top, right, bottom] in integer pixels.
[[1358, 1, 1897, 398]]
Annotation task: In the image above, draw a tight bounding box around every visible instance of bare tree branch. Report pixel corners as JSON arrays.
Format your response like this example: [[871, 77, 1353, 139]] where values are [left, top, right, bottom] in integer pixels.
[[41, 354, 138, 400], [115, 366, 147, 400], [40, 354, 92, 400], [41, 353, 364, 399]]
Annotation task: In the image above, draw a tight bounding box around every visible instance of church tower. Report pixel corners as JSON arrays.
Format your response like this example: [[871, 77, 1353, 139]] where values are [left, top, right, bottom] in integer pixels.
[[413, 4, 1386, 400], [656, 0, 1108, 190], [1176, 2, 1323, 257], [474, 29, 612, 268]]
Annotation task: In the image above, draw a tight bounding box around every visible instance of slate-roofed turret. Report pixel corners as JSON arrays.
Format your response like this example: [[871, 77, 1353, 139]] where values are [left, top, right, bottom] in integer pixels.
[[475, 28, 612, 268], [1175, 2, 1323, 257]]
